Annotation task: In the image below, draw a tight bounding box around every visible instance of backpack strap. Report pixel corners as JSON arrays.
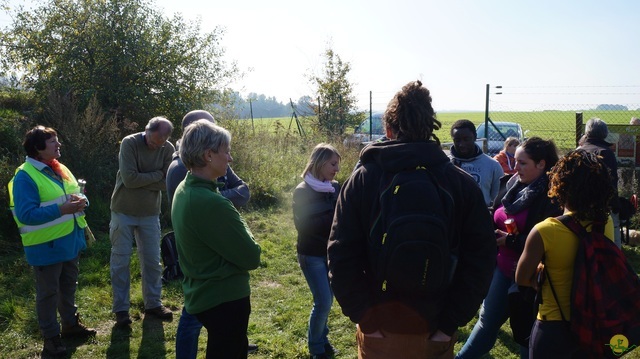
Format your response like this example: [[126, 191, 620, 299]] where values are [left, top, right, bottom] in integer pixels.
[[542, 258, 567, 322], [422, 162, 459, 256], [550, 214, 589, 322]]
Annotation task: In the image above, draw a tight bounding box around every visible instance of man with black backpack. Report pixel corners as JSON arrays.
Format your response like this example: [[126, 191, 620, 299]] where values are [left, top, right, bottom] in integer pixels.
[[166, 110, 256, 359], [328, 81, 496, 359]]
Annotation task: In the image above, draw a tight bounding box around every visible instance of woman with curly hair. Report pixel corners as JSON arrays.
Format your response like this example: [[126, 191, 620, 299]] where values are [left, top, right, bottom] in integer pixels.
[[516, 149, 615, 358]]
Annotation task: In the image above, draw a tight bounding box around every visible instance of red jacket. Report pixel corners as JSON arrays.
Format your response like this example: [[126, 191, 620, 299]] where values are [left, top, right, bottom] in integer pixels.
[[494, 150, 517, 175]]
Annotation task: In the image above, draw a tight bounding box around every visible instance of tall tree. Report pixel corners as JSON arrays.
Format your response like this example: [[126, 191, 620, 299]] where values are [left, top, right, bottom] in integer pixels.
[[0, 0, 238, 125], [308, 47, 360, 137]]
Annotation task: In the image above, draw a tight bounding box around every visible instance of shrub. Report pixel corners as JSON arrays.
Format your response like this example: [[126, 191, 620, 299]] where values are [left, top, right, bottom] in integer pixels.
[[40, 92, 135, 232], [220, 119, 360, 209], [0, 115, 29, 248], [0, 89, 36, 114]]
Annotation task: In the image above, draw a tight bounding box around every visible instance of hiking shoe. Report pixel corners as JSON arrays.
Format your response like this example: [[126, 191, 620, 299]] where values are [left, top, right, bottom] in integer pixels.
[[144, 305, 173, 320], [61, 313, 97, 338], [115, 311, 132, 326], [248, 343, 258, 354], [43, 334, 67, 356]]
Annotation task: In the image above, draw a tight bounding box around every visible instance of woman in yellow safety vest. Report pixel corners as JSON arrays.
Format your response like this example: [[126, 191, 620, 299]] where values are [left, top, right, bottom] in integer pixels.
[[8, 126, 96, 356]]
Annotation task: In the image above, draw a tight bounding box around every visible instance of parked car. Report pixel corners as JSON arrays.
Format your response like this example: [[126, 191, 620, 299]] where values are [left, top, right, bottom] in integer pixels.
[[475, 121, 525, 156], [344, 112, 385, 147]]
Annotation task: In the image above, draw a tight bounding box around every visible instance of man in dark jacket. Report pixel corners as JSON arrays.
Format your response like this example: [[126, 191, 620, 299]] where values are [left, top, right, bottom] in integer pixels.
[[578, 117, 621, 247], [328, 80, 495, 359]]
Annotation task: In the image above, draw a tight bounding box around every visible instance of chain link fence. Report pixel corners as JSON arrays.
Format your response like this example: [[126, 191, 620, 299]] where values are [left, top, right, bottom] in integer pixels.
[[485, 85, 640, 152], [362, 85, 640, 197]]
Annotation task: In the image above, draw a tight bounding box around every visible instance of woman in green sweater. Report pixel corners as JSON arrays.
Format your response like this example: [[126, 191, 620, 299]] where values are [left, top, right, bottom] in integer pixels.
[[171, 120, 261, 359]]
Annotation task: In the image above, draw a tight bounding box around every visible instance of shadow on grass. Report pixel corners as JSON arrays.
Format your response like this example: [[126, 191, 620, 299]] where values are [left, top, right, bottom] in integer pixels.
[[139, 315, 168, 358], [107, 324, 132, 359]]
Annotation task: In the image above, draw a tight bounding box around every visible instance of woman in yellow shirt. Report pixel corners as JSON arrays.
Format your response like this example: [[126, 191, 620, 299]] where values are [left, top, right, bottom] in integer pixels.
[[516, 149, 615, 358]]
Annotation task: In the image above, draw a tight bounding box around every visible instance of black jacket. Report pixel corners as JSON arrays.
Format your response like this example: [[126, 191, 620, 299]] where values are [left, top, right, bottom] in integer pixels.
[[292, 181, 340, 257], [328, 140, 496, 336], [578, 138, 620, 212]]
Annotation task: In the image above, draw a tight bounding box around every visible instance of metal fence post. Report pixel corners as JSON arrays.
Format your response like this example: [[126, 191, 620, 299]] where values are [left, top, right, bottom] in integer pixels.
[[369, 91, 373, 142], [484, 84, 490, 141], [575, 112, 583, 147]]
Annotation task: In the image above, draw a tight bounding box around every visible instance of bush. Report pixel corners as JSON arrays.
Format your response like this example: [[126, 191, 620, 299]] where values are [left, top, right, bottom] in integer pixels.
[[0, 89, 36, 114], [40, 92, 135, 232], [220, 118, 360, 209], [0, 115, 29, 248]]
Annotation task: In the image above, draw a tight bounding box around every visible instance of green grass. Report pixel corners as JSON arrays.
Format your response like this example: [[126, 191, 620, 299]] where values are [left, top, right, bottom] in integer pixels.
[[1, 205, 640, 358]]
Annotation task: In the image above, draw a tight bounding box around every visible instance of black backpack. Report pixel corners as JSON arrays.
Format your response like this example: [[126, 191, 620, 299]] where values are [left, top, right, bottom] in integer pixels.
[[161, 231, 183, 283], [370, 163, 457, 297]]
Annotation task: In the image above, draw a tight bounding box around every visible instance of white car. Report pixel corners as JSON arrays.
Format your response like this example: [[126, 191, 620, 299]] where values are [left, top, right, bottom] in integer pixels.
[[476, 121, 525, 156], [344, 112, 385, 147]]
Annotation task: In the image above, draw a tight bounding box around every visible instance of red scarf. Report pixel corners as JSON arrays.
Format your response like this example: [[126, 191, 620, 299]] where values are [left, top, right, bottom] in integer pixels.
[[42, 159, 70, 181]]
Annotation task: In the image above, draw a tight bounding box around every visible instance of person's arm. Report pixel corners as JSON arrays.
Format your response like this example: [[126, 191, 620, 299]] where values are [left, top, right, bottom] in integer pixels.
[[219, 166, 250, 208], [437, 173, 496, 337], [328, 171, 375, 331], [600, 149, 621, 212], [118, 137, 165, 189], [199, 196, 261, 270], [166, 156, 187, 206], [490, 161, 503, 203], [516, 227, 545, 288], [12, 170, 83, 224], [600, 149, 619, 187]]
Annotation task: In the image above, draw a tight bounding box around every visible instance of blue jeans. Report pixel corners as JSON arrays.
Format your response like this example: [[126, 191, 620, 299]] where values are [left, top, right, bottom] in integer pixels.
[[176, 307, 203, 359], [298, 254, 333, 355], [456, 268, 528, 359]]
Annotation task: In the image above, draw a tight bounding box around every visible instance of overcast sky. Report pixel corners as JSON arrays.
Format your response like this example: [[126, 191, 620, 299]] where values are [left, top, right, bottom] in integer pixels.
[[2, 0, 640, 111]]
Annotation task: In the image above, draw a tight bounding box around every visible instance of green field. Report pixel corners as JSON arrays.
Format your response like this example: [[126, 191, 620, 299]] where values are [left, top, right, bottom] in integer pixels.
[[236, 109, 640, 153]]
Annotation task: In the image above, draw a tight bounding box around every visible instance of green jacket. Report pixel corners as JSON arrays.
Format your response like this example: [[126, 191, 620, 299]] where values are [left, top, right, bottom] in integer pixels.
[[171, 173, 261, 314]]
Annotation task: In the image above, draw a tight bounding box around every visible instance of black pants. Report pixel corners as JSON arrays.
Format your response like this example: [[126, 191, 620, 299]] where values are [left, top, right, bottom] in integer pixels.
[[195, 296, 251, 359], [529, 320, 585, 358]]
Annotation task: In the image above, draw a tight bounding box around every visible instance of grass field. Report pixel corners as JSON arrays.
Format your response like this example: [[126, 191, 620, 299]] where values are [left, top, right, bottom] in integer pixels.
[[1, 205, 640, 358], [240, 109, 640, 154]]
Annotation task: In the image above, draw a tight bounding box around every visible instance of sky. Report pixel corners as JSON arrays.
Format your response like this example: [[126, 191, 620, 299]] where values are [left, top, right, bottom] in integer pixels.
[[2, 0, 640, 111]]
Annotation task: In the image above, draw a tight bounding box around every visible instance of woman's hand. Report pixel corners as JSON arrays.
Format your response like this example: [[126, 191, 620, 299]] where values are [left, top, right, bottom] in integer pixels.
[[60, 195, 87, 215], [495, 229, 508, 246], [533, 263, 545, 291]]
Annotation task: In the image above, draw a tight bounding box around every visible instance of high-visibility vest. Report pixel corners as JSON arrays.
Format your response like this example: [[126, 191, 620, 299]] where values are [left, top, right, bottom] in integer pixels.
[[8, 161, 87, 246]]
